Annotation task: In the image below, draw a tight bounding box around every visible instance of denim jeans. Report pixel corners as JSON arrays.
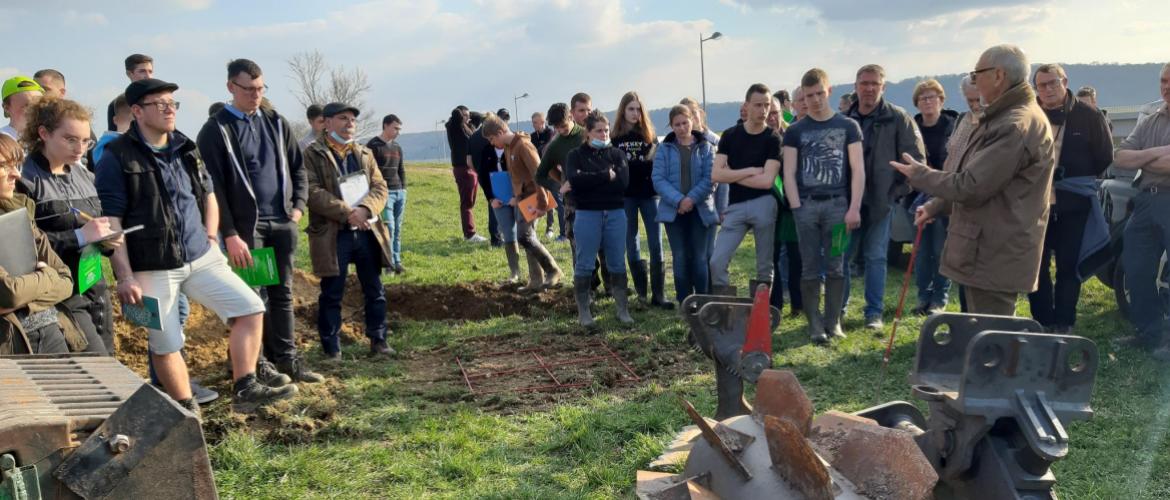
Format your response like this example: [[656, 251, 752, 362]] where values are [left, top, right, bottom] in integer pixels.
[[623, 197, 663, 266], [573, 209, 627, 278], [318, 230, 386, 354], [381, 189, 407, 266], [844, 206, 892, 319], [491, 204, 518, 243], [664, 211, 712, 302], [1122, 192, 1170, 341], [915, 217, 950, 307]]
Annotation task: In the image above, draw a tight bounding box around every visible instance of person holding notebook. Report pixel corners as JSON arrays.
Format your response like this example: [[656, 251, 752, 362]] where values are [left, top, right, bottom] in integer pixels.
[[0, 134, 83, 355]]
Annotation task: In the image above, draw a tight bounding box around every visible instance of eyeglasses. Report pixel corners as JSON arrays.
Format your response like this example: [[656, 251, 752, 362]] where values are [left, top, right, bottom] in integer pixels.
[[918, 94, 941, 103], [1035, 79, 1064, 91], [140, 101, 181, 112], [230, 80, 269, 94], [62, 136, 95, 150], [969, 66, 997, 81]]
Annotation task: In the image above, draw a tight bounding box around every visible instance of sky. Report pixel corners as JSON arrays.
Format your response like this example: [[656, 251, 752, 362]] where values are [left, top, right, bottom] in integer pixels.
[[2, 0, 1168, 134]]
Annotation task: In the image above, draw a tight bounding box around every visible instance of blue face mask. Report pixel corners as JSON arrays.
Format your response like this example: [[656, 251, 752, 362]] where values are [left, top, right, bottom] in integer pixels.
[[589, 138, 609, 149], [329, 131, 354, 145]]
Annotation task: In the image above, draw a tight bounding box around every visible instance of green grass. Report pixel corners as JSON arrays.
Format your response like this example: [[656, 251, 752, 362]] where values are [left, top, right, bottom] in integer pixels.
[[209, 162, 1170, 499]]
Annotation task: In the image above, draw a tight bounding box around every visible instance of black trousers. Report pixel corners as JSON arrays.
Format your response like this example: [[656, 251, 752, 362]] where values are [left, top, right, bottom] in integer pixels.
[[255, 219, 300, 364], [1028, 209, 1089, 328]]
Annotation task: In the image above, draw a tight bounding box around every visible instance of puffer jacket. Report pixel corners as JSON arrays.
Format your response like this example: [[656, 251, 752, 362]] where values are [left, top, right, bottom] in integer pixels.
[[652, 131, 716, 226]]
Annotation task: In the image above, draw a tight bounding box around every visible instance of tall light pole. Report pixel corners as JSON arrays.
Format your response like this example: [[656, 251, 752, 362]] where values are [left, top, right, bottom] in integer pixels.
[[435, 119, 446, 160], [699, 31, 723, 113], [513, 92, 529, 127]]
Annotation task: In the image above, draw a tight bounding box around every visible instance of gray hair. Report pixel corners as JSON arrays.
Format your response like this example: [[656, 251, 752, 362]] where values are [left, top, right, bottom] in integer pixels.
[[982, 44, 1029, 86], [1163, 62, 1170, 73], [959, 74, 977, 93]]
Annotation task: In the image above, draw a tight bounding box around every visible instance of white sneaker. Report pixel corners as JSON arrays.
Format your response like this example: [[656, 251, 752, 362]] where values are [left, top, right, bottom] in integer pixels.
[[466, 234, 488, 243], [544, 230, 556, 240]]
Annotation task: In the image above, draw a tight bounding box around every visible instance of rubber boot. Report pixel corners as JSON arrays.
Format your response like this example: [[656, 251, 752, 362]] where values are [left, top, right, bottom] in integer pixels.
[[504, 243, 522, 284], [532, 244, 563, 288], [574, 277, 596, 330], [630, 259, 649, 302], [518, 250, 544, 293], [649, 260, 675, 309], [801, 280, 827, 344], [610, 273, 635, 324], [824, 277, 847, 340], [598, 252, 613, 296]]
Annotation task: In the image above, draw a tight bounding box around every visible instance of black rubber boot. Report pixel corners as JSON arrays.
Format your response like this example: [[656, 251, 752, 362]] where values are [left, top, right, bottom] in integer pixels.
[[630, 259, 649, 302], [650, 260, 674, 309], [824, 277, 847, 340]]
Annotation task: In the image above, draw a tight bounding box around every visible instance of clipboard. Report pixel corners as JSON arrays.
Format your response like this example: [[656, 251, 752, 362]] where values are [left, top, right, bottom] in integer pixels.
[[339, 171, 369, 207], [517, 188, 558, 223]]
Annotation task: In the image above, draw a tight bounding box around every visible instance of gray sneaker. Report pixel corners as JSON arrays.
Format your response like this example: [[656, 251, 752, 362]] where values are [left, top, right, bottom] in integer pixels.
[[257, 359, 292, 387], [231, 379, 299, 414], [865, 316, 884, 330]]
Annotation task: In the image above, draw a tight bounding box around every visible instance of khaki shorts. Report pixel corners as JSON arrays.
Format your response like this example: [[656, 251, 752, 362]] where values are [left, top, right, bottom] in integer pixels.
[[134, 248, 265, 354]]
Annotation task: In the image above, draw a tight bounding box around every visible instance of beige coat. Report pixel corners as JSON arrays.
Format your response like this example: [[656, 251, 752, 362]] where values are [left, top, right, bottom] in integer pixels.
[[303, 136, 391, 277], [907, 82, 1056, 293], [0, 194, 81, 353]]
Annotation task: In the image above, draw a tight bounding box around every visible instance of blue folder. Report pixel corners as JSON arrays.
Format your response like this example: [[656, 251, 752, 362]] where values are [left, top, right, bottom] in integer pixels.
[[490, 171, 514, 202]]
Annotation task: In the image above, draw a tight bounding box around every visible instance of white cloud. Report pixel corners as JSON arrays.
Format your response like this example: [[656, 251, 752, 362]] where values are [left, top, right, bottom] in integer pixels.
[[63, 10, 108, 26]]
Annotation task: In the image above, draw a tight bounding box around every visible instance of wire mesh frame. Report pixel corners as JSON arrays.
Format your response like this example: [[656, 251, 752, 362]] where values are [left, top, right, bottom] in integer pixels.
[[455, 340, 641, 395]]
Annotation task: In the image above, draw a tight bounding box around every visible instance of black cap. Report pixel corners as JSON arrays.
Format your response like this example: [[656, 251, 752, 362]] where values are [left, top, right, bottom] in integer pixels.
[[322, 102, 360, 118], [125, 78, 179, 106]]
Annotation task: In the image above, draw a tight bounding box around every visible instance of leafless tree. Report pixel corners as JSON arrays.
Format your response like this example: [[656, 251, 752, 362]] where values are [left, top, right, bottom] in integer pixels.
[[286, 50, 377, 137]]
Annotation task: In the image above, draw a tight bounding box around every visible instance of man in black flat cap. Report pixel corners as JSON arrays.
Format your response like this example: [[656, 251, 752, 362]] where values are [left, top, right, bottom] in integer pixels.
[[95, 78, 299, 417], [302, 102, 394, 360]]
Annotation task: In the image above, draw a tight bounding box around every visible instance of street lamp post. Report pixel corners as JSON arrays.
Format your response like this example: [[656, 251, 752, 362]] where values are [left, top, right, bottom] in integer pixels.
[[513, 92, 529, 128], [435, 119, 446, 160], [699, 31, 723, 114]]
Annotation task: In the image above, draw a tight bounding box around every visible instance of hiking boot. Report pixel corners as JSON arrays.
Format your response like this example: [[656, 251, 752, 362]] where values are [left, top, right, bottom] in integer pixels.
[[611, 273, 635, 325], [323, 351, 343, 363], [257, 359, 292, 387], [370, 339, 396, 357], [231, 375, 298, 414], [278, 357, 325, 384], [574, 277, 596, 330]]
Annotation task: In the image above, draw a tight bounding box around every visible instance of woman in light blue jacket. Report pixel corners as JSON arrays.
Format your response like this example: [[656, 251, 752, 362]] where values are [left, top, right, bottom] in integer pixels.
[[653, 105, 716, 303]]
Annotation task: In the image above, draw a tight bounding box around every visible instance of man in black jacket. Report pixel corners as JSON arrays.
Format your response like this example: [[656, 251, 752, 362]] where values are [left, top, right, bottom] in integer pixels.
[[96, 78, 297, 416], [196, 59, 323, 385], [1027, 64, 1113, 333], [844, 64, 926, 330]]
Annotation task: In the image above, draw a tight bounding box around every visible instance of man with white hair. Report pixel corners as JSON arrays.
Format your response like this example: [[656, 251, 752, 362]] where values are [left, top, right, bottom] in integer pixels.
[[891, 44, 1056, 315], [1114, 62, 1170, 358]]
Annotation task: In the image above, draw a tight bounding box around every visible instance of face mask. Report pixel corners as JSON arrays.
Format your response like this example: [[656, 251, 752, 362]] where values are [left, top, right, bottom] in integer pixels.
[[589, 138, 609, 149], [329, 131, 354, 145]]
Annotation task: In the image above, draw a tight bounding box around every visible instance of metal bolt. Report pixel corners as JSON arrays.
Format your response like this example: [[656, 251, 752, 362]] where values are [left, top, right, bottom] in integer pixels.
[[108, 434, 131, 454]]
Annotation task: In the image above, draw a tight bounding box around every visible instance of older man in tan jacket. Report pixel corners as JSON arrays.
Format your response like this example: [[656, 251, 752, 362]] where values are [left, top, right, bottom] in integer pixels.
[[304, 102, 393, 359], [892, 44, 1056, 315]]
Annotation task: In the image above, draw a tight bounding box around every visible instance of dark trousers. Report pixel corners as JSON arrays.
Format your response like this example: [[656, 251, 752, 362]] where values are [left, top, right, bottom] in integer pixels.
[[1122, 192, 1170, 342], [771, 240, 803, 312], [318, 230, 386, 354], [664, 212, 712, 302], [62, 282, 114, 355], [14, 324, 68, 354], [255, 219, 299, 364], [1028, 209, 1089, 328], [452, 165, 479, 238]]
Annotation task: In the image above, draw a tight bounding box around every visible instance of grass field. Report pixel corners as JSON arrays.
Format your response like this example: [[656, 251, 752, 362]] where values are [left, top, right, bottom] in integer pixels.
[[202, 162, 1170, 499]]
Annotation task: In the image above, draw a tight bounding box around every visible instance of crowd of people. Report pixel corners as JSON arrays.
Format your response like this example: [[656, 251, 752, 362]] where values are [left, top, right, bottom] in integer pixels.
[[444, 44, 1170, 359], [1, 43, 1169, 424], [0, 55, 411, 418]]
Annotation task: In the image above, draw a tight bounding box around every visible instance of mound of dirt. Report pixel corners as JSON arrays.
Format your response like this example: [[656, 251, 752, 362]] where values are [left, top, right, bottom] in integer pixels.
[[112, 295, 231, 381]]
